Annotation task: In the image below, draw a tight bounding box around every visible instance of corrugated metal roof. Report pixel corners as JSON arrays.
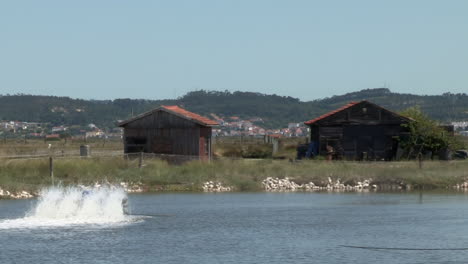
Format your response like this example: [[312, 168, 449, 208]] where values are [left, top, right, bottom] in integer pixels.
[[161, 105, 219, 126], [304, 101, 360, 125], [118, 105, 219, 127]]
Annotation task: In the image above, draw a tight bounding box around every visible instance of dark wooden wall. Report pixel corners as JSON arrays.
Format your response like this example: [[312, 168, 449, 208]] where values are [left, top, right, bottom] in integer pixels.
[[309, 102, 408, 160], [122, 110, 212, 157]]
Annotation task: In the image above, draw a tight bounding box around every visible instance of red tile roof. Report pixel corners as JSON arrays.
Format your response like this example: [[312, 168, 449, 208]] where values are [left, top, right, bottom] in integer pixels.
[[118, 105, 219, 127], [161, 105, 219, 126], [304, 100, 412, 125], [267, 133, 283, 138], [304, 101, 360, 125]]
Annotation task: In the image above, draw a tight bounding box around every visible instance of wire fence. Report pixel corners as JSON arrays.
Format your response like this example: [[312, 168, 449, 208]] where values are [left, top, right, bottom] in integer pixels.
[[214, 135, 268, 145], [0, 150, 124, 160], [0, 150, 211, 166]]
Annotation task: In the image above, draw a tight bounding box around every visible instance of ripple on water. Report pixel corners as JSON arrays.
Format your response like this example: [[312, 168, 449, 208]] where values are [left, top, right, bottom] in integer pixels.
[[0, 215, 147, 230]]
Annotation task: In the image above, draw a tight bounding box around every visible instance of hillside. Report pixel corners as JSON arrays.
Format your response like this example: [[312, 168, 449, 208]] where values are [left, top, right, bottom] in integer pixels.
[[0, 88, 467, 129]]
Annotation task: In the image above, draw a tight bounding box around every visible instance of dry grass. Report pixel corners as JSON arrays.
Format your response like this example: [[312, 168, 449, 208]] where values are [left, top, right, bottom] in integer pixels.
[[0, 138, 123, 157], [1, 156, 467, 192]]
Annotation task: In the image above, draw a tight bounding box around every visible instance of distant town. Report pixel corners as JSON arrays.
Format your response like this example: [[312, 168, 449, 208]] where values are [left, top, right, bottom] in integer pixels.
[[0, 115, 310, 142], [0, 120, 122, 141], [452, 121, 468, 136], [2, 115, 468, 141], [208, 113, 308, 138]]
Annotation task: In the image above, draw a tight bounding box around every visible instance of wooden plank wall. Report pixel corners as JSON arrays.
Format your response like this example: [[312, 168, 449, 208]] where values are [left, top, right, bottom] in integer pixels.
[[309, 103, 408, 160], [318, 124, 402, 160], [122, 110, 212, 156]]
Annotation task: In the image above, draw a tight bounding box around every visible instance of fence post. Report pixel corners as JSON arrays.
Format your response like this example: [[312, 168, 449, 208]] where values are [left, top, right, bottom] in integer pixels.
[[418, 153, 423, 169], [272, 138, 279, 155], [49, 156, 54, 185], [138, 152, 143, 168]]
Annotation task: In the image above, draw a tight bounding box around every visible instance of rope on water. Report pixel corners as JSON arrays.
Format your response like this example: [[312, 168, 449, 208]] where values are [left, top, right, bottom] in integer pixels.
[[340, 245, 468, 251]]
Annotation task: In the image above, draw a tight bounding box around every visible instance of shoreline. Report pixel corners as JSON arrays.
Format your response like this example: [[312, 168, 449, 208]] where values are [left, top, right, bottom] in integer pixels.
[[1, 158, 468, 199], [3, 180, 468, 200], [4, 188, 468, 201]]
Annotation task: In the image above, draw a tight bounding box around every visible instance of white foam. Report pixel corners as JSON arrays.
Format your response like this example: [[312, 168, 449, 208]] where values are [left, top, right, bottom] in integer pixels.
[[0, 186, 139, 229]]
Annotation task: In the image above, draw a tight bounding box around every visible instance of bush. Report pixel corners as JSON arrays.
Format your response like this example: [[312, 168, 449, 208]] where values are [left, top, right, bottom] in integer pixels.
[[400, 107, 463, 159], [215, 143, 272, 158], [241, 144, 272, 159]]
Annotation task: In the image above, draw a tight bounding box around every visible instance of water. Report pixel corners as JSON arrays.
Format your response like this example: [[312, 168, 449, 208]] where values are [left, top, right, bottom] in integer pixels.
[[2, 191, 468, 263]]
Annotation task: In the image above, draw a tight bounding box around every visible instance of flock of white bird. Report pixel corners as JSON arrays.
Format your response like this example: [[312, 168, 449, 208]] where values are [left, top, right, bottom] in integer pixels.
[[202, 181, 232, 192], [201, 177, 379, 193], [454, 182, 468, 189], [0, 188, 34, 199], [262, 177, 378, 191], [0, 181, 143, 200], [118, 182, 143, 193]]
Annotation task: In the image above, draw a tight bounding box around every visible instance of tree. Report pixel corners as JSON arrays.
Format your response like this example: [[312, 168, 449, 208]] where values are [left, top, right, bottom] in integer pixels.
[[399, 106, 460, 159]]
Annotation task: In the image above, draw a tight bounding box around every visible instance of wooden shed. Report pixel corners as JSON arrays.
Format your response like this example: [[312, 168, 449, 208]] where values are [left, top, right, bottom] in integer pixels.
[[304, 100, 411, 160], [118, 105, 218, 159]]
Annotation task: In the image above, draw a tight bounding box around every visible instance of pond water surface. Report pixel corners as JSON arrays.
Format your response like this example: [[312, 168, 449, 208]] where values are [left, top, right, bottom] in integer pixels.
[[1, 192, 468, 263]]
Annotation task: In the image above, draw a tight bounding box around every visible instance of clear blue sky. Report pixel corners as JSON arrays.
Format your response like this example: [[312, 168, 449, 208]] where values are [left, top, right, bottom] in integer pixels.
[[1, 0, 467, 101]]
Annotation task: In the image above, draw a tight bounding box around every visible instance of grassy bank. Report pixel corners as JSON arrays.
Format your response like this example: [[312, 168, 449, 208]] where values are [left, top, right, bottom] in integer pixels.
[[1, 157, 468, 192]]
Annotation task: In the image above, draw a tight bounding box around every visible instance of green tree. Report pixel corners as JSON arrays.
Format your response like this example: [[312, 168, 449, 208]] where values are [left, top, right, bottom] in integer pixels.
[[400, 106, 460, 159]]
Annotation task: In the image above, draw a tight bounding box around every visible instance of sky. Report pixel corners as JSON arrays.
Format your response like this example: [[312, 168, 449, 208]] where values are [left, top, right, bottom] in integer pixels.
[[0, 0, 467, 101]]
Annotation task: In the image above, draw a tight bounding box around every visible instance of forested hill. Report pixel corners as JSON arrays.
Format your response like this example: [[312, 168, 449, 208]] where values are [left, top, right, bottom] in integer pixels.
[[0, 88, 467, 129]]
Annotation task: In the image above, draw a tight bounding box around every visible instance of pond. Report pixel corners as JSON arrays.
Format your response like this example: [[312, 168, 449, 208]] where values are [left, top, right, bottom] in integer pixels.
[[1, 191, 468, 263]]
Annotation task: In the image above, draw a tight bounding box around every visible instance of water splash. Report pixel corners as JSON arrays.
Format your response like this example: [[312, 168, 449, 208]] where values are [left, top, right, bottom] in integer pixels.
[[0, 186, 139, 229]]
